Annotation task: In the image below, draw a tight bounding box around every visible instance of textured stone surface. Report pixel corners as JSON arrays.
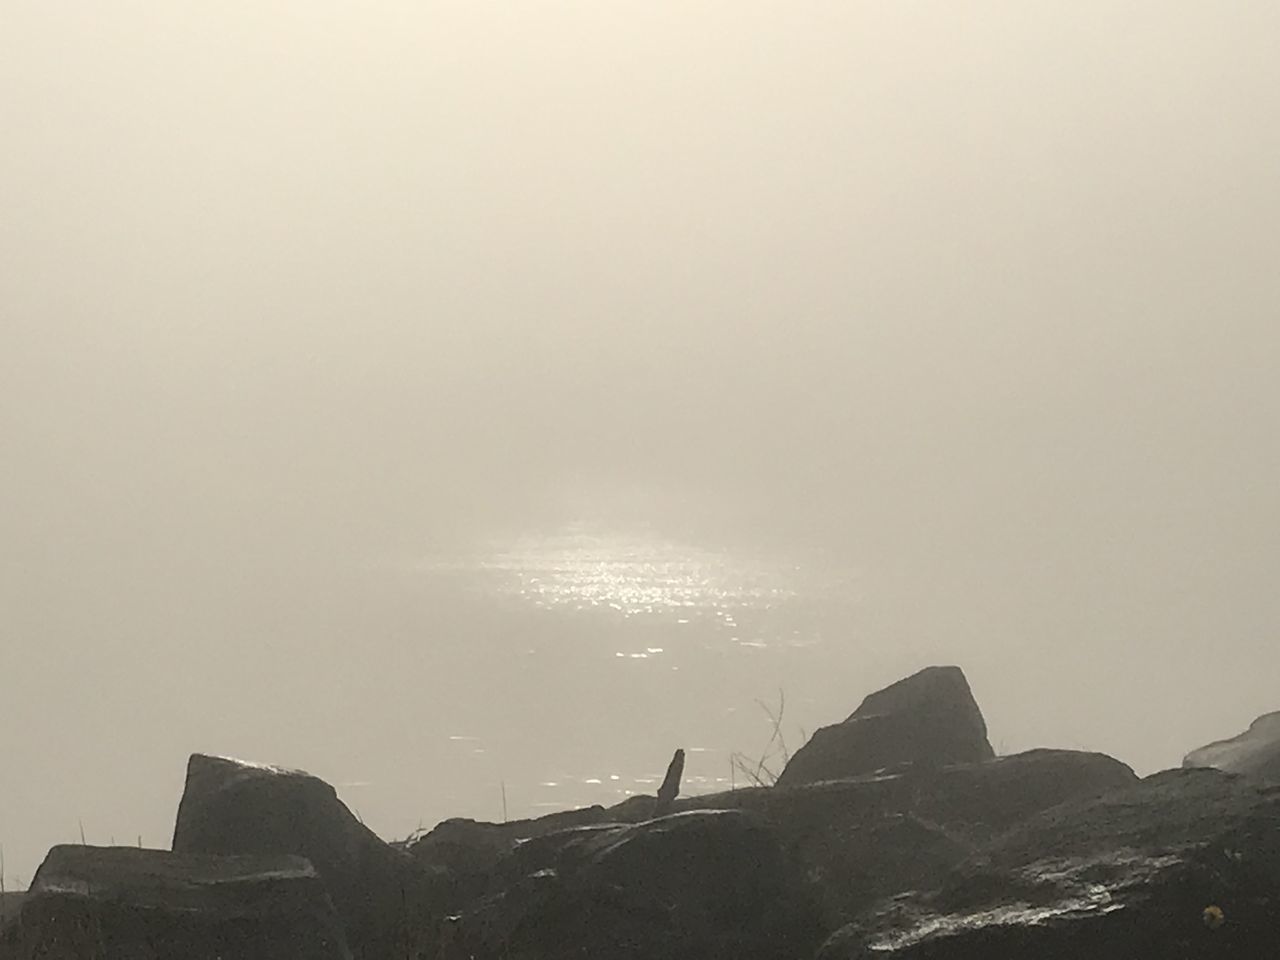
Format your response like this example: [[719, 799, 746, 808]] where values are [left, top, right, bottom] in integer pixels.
[[1184, 710, 1280, 780], [0, 892, 24, 934], [778, 666, 995, 786], [818, 768, 1280, 959], [425, 747, 1136, 954], [672, 748, 1136, 925], [455, 810, 823, 960], [172, 754, 427, 958], [5, 845, 350, 959], [403, 806, 611, 911]]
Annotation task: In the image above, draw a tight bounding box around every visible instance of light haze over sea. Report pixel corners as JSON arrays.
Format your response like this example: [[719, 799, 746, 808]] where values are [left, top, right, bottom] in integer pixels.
[[4, 3, 1280, 887]]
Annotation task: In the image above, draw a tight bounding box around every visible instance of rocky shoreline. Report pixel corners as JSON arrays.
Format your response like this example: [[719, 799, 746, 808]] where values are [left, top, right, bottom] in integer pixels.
[[3, 664, 1277, 959]]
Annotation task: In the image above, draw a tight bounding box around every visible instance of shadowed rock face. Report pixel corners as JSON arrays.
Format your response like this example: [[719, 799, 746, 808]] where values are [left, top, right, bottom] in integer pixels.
[[402, 806, 612, 912], [1184, 710, 1280, 780], [416, 747, 1135, 939], [5, 845, 350, 959], [172, 754, 428, 959], [0, 892, 24, 934], [455, 809, 825, 960], [673, 748, 1136, 926], [778, 666, 995, 786], [818, 768, 1280, 959]]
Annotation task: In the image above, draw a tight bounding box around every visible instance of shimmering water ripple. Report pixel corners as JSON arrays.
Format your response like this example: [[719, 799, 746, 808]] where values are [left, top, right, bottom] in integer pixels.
[[414, 521, 861, 814], [482, 522, 806, 619], [423, 521, 859, 652]]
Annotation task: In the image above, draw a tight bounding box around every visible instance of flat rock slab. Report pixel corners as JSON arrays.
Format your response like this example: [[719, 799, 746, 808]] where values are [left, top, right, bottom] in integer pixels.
[[5, 845, 350, 959]]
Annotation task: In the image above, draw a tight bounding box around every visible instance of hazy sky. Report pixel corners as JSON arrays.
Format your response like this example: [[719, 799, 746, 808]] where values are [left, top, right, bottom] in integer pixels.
[[3, 2, 1279, 884]]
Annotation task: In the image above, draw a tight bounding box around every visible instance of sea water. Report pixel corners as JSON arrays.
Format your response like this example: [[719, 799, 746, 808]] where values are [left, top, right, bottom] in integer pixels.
[[382, 518, 863, 832]]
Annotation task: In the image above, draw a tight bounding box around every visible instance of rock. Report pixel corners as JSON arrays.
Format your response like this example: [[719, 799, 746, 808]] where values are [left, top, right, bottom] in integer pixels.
[[778, 666, 994, 786], [903, 748, 1138, 839], [4, 845, 350, 959], [601, 793, 662, 822], [654, 748, 686, 816], [1184, 710, 1280, 780], [171, 753, 428, 959], [0, 891, 24, 938], [818, 767, 1280, 959], [668, 748, 1136, 925], [403, 806, 611, 910], [455, 810, 824, 960], [406, 818, 518, 881]]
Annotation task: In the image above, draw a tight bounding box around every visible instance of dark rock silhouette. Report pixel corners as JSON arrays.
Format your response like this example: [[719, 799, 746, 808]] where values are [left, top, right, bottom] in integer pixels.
[[818, 767, 1280, 959], [408, 746, 1135, 940], [411, 667, 1135, 937], [403, 806, 611, 912], [454, 809, 824, 960], [666, 748, 1136, 925], [13, 666, 1277, 960], [172, 753, 428, 959], [0, 892, 23, 935], [6, 845, 350, 959], [654, 747, 686, 816], [1183, 709, 1280, 780], [778, 666, 995, 786]]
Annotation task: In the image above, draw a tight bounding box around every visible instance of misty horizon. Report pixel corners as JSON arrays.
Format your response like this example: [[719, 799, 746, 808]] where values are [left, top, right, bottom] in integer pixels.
[[3, 2, 1279, 887]]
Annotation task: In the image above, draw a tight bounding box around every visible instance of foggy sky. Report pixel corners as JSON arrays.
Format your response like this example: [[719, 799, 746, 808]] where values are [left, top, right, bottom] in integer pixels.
[[3, 2, 1280, 884]]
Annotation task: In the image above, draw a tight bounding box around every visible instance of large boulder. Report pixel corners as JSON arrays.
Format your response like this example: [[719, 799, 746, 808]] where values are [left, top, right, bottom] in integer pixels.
[[443, 751, 1133, 956], [901, 748, 1138, 839], [778, 666, 994, 786], [172, 754, 430, 959], [454, 809, 824, 960], [671, 748, 1136, 925], [4, 845, 350, 959], [1184, 710, 1280, 780], [818, 767, 1280, 959], [402, 806, 611, 911]]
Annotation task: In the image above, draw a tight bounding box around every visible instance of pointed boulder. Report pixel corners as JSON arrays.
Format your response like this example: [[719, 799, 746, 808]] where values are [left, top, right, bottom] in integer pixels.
[[778, 666, 994, 786], [172, 754, 427, 957]]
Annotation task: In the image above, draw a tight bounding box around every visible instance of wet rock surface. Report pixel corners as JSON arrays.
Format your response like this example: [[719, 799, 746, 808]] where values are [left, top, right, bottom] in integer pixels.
[[1184, 710, 1280, 780], [3, 845, 350, 959], [779, 666, 995, 786], [818, 767, 1280, 959]]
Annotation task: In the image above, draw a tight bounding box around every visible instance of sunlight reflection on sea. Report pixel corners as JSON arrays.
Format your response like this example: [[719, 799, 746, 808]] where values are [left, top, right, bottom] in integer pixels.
[[419, 520, 860, 653], [409, 519, 862, 817]]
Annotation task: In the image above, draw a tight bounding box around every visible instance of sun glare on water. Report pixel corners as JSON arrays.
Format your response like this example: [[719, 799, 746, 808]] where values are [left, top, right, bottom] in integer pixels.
[[479, 522, 805, 619], [414, 519, 860, 656], [478, 519, 860, 632]]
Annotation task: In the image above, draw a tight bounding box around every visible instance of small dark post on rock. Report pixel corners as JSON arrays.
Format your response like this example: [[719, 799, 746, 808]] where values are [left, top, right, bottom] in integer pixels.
[[654, 748, 685, 816]]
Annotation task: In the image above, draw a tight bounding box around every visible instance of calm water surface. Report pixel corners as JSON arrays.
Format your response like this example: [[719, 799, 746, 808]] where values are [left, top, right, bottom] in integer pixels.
[[394, 520, 863, 825]]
